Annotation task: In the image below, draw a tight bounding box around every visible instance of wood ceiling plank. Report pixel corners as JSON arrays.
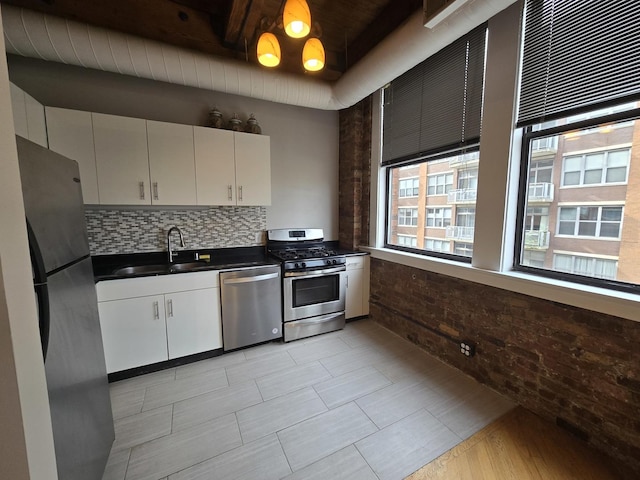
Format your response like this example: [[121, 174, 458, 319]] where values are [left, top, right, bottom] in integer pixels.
[[346, 0, 422, 69], [224, 0, 265, 48]]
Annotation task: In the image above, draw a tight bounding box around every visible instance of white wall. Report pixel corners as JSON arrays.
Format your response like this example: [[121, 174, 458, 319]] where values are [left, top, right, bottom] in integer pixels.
[[0, 6, 58, 479], [8, 55, 340, 240]]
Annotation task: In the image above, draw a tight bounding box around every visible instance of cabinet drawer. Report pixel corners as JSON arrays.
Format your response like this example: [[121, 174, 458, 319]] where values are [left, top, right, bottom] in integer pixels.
[[346, 255, 367, 270]]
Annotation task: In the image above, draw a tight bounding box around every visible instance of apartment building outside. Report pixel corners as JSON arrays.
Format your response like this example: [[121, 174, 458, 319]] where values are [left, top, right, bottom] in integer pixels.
[[387, 108, 639, 285]]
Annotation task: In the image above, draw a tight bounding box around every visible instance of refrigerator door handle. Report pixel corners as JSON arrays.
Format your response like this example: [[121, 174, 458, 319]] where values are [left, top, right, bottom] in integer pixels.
[[27, 219, 51, 359]]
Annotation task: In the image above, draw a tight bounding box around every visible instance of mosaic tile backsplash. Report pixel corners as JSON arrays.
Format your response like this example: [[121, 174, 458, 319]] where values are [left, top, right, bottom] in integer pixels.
[[85, 206, 267, 255]]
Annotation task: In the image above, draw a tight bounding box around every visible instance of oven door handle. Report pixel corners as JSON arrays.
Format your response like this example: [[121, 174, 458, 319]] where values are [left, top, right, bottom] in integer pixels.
[[285, 266, 346, 277]]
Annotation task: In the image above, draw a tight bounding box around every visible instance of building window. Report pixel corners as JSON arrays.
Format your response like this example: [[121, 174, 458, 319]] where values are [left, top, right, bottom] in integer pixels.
[[553, 254, 618, 280], [561, 148, 630, 187], [398, 208, 418, 226], [399, 177, 419, 197], [457, 168, 478, 190], [454, 242, 473, 256], [529, 159, 553, 183], [425, 239, 450, 253], [557, 206, 623, 239], [426, 207, 451, 228], [427, 173, 453, 195], [397, 235, 418, 247]]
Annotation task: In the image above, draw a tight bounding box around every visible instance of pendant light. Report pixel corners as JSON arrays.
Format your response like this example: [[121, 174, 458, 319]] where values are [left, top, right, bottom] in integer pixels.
[[283, 0, 311, 38], [302, 37, 325, 72], [257, 32, 281, 67]]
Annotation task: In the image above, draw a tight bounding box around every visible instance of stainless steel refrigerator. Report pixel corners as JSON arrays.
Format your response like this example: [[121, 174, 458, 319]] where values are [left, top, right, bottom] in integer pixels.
[[17, 136, 114, 480]]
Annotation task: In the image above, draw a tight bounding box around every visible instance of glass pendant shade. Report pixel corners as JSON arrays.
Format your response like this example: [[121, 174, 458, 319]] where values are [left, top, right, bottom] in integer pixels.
[[302, 38, 325, 71], [283, 0, 311, 38], [257, 32, 281, 67]]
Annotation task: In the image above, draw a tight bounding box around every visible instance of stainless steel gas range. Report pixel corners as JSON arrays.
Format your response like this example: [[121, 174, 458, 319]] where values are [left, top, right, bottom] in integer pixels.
[[267, 228, 346, 342]]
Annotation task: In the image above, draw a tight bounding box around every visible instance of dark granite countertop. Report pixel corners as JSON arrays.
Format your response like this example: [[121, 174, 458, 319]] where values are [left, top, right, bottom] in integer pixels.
[[92, 246, 279, 281]]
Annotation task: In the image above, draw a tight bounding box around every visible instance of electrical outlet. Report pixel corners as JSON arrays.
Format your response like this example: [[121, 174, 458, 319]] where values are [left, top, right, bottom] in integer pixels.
[[460, 341, 476, 357]]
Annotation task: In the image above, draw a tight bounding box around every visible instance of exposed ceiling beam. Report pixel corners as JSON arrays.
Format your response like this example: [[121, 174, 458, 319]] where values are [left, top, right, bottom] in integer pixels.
[[224, 0, 265, 49]]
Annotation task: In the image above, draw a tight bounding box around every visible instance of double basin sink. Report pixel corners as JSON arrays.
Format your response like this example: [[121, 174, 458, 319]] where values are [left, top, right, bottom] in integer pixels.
[[111, 260, 267, 277]]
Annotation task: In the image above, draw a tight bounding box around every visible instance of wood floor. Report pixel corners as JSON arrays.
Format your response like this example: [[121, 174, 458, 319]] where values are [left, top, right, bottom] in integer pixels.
[[406, 406, 626, 480]]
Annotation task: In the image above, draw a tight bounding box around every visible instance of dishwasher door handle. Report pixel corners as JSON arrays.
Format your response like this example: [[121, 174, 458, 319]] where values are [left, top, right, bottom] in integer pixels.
[[222, 272, 279, 285]]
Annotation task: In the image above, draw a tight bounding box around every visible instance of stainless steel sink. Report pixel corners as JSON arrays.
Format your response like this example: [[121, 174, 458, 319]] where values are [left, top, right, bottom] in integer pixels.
[[112, 264, 167, 276], [112, 261, 210, 276], [168, 261, 208, 272]]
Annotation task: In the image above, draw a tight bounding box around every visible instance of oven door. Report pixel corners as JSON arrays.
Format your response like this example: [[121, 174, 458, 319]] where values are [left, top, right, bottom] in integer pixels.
[[283, 267, 346, 322]]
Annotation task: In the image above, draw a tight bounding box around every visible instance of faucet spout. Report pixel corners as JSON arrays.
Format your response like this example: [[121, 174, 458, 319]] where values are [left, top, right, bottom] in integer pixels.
[[167, 226, 185, 263]]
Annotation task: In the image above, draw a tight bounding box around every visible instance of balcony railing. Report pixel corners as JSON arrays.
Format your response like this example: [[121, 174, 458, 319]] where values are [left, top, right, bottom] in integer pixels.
[[531, 136, 558, 156], [445, 226, 475, 241], [447, 188, 477, 204], [448, 152, 480, 168], [528, 182, 554, 203], [524, 230, 550, 249]]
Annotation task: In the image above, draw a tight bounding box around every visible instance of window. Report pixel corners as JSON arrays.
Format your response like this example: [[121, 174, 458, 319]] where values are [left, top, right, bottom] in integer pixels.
[[529, 159, 553, 184], [383, 25, 486, 262], [553, 254, 618, 280], [425, 239, 450, 253], [557, 206, 623, 239], [398, 208, 418, 226], [399, 178, 419, 197], [454, 242, 473, 256], [427, 173, 453, 195], [397, 235, 418, 247], [426, 207, 451, 228], [561, 149, 630, 186]]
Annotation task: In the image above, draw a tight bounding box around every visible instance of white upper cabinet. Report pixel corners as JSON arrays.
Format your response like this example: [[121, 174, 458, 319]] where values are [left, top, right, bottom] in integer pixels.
[[10, 82, 47, 147], [10, 83, 28, 139], [234, 132, 271, 206], [194, 127, 271, 206], [46, 107, 100, 204], [93, 113, 151, 205], [194, 126, 236, 205], [147, 120, 196, 205]]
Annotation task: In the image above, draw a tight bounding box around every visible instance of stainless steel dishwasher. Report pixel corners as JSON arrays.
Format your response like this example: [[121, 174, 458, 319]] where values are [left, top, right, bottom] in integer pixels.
[[220, 265, 282, 351]]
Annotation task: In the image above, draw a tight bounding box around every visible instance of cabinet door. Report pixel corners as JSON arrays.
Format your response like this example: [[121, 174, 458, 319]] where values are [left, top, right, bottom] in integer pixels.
[[98, 295, 168, 373], [147, 120, 196, 205], [24, 92, 48, 147], [165, 288, 222, 359], [10, 82, 28, 139], [93, 113, 150, 205], [234, 132, 271, 206], [194, 126, 236, 205], [345, 267, 364, 319], [46, 107, 100, 204]]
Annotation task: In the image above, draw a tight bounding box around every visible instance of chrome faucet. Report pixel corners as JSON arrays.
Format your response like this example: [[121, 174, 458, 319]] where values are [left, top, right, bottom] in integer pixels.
[[167, 226, 185, 263]]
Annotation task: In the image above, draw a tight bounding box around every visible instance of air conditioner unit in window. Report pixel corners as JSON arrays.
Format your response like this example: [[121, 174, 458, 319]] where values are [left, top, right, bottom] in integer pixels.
[[424, 0, 471, 28]]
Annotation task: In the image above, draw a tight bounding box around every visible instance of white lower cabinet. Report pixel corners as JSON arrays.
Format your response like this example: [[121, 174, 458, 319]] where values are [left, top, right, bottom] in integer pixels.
[[96, 271, 222, 373], [98, 294, 168, 373], [345, 255, 370, 319], [165, 288, 221, 359]]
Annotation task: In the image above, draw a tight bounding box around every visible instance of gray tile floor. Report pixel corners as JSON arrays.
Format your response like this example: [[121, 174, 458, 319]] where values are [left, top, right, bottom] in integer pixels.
[[102, 319, 514, 480]]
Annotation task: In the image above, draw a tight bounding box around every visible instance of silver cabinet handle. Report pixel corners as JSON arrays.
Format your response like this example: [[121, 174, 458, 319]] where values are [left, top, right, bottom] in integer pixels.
[[167, 299, 173, 317], [238, 185, 243, 201], [139, 181, 145, 200], [153, 182, 159, 200], [153, 301, 159, 319], [346, 274, 349, 288], [228, 184, 233, 201]]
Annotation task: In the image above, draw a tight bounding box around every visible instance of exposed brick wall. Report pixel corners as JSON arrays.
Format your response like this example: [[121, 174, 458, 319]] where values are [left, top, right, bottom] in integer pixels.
[[337, 93, 640, 474], [368, 258, 640, 475], [338, 97, 371, 250]]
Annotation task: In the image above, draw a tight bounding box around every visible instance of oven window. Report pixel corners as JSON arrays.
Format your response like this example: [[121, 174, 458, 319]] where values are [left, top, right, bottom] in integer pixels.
[[292, 275, 340, 307]]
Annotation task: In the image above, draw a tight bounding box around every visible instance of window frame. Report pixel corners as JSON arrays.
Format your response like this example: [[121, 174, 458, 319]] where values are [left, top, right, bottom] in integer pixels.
[[513, 107, 640, 294], [560, 148, 631, 188], [383, 148, 477, 264], [399, 177, 420, 198]]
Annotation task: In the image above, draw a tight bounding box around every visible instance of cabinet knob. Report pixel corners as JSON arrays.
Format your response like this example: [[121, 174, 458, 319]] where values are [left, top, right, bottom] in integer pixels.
[[139, 181, 145, 200], [238, 185, 243, 201], [153, 301, 159, 319], [153, 182, 159, 200], [228, 184, 233, 201]]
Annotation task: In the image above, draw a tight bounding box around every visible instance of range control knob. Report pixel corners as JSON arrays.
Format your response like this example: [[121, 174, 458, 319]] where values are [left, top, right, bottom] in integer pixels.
[[301, 262, 307, 268], [326, 259, 332, 265], [294, 263, 299, 269], [332, 259, 337, 265]]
